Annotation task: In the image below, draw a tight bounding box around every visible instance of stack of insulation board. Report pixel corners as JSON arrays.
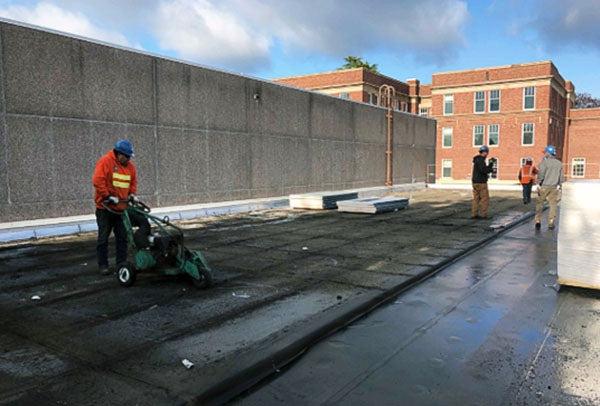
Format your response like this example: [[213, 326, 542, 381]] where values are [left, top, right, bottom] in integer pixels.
[[558, 181, 600, 290], [289, 191, 358, 210], [337, 197, 409, 214]]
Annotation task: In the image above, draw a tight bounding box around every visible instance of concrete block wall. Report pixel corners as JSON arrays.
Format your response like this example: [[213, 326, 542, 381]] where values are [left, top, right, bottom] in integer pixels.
[[0, 20, 435, 222]]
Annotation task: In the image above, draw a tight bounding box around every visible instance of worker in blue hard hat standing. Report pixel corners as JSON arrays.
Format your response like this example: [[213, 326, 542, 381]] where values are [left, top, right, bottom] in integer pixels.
[[535, 145, 563, 230], [471, 145, 495, 219], [92, 140, 138, 275]]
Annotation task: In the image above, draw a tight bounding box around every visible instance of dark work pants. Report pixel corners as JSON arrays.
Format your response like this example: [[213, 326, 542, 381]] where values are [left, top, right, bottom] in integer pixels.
[[96, 208, 127, 268], [522, 183, 533, 203]]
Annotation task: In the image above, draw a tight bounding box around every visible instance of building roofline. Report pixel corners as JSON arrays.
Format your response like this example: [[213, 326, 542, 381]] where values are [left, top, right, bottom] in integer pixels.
[[274, 67, 410, 87], [274, 68, 364, 81], [432, 60, 554, 76], [571, 107, 600, 112]]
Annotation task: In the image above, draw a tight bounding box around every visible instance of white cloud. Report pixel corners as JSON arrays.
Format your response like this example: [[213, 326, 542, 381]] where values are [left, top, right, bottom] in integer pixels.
[[152, 0, 469, 70], [153, 0, 271, 71], [0, 0, 469, 71], [0, 2, 136, 48], [531, 0, 600, 52]]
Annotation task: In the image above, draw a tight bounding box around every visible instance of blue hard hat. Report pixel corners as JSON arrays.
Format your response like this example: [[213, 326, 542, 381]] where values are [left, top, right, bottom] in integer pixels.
[[114, 139, 134, 157], [544, 145, 556, 156], [479, 145, 489, 153]]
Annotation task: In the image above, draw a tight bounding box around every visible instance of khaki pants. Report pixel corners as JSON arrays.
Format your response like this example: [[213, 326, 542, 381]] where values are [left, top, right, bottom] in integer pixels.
[[535, 186, 559, 225], [472, 183, 490, 218]]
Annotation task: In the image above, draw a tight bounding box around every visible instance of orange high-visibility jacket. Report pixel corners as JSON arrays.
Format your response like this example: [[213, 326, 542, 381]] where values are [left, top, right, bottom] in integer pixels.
[[92, 150, 137, 211], [518, 164, 538, 185]]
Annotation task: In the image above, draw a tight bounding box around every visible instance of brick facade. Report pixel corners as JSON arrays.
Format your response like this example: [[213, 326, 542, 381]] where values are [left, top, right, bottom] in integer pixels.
[[274, 68, 411, 111], [431, 61, 571, 183], [274, 61, 600, 182], [566, 108, 600, 179]]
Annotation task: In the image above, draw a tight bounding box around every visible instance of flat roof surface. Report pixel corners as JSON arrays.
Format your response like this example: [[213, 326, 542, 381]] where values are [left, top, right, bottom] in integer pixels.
[[1, 189, 534, 404], [239, 218, 600, 405]]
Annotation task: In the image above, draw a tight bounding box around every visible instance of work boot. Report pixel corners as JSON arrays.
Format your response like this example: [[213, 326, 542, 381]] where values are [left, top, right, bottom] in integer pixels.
[[535, 222, 541, 230], [548, 222, 556, 230], [99, 266, 111, 276]]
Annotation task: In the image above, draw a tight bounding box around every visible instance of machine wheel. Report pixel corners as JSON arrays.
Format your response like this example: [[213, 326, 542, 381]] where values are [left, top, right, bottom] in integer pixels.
[[117, 263, 136, 287], [191, 266, 213, 289]]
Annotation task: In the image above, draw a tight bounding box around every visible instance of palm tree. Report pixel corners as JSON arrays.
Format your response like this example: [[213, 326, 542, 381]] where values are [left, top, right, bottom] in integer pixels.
[[339, 56, 379, 73]]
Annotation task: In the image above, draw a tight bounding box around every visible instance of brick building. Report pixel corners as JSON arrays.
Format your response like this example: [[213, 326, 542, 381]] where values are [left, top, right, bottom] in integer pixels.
[[275, 68, 412, 112], [274, 61, 600, 183], [565, 107, 600, 179], [431, 61, 573, 182]]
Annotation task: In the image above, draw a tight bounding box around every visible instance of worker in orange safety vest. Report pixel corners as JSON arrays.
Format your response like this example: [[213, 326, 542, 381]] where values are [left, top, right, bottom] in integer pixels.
[[518, 157, 538, 205], [92, 139, 138, 275]]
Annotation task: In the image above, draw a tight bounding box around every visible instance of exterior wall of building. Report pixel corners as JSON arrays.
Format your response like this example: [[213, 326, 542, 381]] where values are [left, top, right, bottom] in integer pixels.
[[0, 21, 436, 222], [274, 61, 600, 182], [429, 61, 570, 182], [566, 108, 600, 179], [274, 68, 411, 111]]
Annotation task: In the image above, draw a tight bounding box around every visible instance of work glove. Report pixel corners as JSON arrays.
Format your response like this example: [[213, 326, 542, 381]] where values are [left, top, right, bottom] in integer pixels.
[[107, 196, 119, 204], [129, 194, 139, 203]]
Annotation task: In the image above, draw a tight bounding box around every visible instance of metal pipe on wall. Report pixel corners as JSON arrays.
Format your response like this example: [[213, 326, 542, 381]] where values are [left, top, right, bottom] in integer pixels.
[[379, 84, 396, 187]]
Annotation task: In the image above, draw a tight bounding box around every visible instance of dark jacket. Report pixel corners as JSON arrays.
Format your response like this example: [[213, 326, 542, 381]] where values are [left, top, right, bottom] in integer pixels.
[[472, 155, 493, 184]]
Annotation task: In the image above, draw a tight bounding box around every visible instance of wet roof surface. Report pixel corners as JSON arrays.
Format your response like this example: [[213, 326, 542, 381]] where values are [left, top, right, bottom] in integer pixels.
[[0, 189, 541, 404], [237, 219, 600, 406]]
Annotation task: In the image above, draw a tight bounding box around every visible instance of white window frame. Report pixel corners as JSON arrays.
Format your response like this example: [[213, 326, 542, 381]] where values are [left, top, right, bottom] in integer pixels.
[[571, 158, 586, 178], [523, 86, 535, 110], [472, 125, 485, 147], [400, 101, 407, 112], [522, 123, 535, 146], [442, 127, 453, 148], [443, 94, 454, 116], [441, 159, 452, 179], [488, 124, 500, 147], [520, 157, 530, 167], [419, 107, 429, 116], [489, 89, 500, 113], [474, 91, 485, 113], [370, 93, 378, 105]]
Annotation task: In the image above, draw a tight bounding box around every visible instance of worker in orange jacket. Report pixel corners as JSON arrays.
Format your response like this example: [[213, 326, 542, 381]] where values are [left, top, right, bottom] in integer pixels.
[[518, 157, 538, 205], [92, 140, 138, 275]]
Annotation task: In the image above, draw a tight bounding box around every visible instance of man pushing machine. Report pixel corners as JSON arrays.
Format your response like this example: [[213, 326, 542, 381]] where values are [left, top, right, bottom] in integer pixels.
[[92, 140, 149, 275]]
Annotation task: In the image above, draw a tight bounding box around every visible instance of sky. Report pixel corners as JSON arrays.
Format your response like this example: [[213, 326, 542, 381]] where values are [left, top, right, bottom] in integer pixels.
[[0, 0, 599, 95]]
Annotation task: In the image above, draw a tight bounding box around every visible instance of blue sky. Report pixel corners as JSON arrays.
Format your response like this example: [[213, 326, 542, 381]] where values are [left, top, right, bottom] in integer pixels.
[[1, 0, 599, 95]]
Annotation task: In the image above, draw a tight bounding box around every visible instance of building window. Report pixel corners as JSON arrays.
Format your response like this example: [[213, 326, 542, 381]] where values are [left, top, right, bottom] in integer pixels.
[[572, 158, 586, 178], [442, 159, 452, 178], [489, 89, 500, 112], [488, 124, 499, 147], [419, 107, 429, 116], [473, 125, 485, 147], [401, 102, 408, 112], [474, 91, 485, 113], [442, 127, 453, 148], [522, 123, 534, 146], [339, 92, 349, 99], [523, 86, 535, 110], [443, 94, 453, 115], [370, 93, 378, 105]]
